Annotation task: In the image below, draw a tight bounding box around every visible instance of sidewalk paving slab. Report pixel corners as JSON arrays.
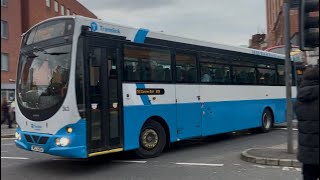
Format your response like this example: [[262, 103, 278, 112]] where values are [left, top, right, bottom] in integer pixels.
[[241, 121, 301, 168], [241, 146, 302, 168], [1, 124, 17, 138]]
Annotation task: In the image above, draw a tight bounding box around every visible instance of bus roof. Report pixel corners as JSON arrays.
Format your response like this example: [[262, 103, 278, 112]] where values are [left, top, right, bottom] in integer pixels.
[[24, 15, 286, 60]]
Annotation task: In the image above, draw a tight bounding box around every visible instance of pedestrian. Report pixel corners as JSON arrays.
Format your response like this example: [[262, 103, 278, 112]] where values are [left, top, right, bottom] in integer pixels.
[[294, 65, 319, 180], [1, 97, 12, 128], [9, 100, 16, 124]]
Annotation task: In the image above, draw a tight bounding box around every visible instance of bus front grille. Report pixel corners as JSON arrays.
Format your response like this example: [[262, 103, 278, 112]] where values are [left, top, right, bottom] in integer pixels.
[[24, 134, 49, 144], [38, 137, 49, 144], [24, 134, 33, 143]]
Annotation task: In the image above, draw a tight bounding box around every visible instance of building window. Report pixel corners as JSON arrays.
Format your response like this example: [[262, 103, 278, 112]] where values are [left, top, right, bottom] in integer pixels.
[[66, 9, 70, 15], [61, 5, 65, 15], [1, 0, 7, 7], [1, 53, 9, 71], [1, 20, 8, 39], [45, 0, 50, 7], [1, 90, 15, 102], [54, 1, 58, 12]]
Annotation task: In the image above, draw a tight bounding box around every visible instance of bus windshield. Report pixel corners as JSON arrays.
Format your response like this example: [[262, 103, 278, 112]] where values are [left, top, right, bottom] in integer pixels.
[[17, 44, 71, 110], [23, 19, 74, 46]]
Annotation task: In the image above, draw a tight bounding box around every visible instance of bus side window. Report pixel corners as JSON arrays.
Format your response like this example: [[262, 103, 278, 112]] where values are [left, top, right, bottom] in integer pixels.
[[164, 68, 171, 81], [124, 64, 133, 80], [124, 45, 171, 82], [176, 53, 197, 83], [277, 65, 285, 85]]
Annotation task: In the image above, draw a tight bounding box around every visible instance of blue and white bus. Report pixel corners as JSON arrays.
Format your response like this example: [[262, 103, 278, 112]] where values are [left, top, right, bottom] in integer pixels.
[[15, 16, 297, 158]]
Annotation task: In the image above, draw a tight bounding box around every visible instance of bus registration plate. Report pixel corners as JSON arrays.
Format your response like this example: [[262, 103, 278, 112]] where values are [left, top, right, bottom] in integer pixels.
[[31, 145, 44, 153]]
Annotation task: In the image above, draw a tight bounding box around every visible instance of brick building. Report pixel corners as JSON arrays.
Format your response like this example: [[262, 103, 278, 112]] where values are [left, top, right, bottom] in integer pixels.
[[249, 33, 267, 50], [265, 0, 318, 65], [1, 0, 97, 101], [266, 0, 299, 48]]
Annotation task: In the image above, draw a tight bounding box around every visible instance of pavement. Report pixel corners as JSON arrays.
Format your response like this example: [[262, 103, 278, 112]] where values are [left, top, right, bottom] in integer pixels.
[[1, 123, 17, 138], [241, 120, 301, 168]]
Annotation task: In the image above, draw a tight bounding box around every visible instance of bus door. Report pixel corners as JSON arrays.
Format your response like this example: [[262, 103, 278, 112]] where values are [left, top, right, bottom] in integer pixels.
[[85, 37, 123, 154], [175, 52, 202, 140]]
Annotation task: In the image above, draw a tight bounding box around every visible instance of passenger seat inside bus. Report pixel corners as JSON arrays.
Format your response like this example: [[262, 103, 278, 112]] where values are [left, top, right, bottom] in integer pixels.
[[214, 68, 224, 83], [164, 68, 171, 81]]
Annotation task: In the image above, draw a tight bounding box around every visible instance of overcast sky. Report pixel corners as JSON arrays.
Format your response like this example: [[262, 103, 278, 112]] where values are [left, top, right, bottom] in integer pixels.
[[77, 0, 266, 46]]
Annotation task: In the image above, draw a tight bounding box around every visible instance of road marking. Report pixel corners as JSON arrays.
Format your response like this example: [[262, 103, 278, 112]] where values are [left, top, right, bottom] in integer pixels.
[[271, 166, 280, 168], [282, 167, 301, 171], [175, 163, 224, 167], [253, 165, 266, 168], [1, 151, 8, 153], [271, 142, 298, 149], [274, 128, 298, 131], [112, 160, 147, 164], [295, 168, 301, 171], [282, 167, 291, 171], [1, 157, 29, 160], [1, 138, 15, 140], [1, 143, 14, 146], [52, 158, 86, 161]]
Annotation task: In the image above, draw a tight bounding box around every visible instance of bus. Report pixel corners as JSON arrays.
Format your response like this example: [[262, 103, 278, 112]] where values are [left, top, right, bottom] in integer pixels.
[[265, 45, 306, 85], [15, 16, 297, 159]]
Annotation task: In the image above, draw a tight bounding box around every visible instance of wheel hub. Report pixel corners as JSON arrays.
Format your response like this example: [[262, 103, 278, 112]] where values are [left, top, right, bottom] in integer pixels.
[[263, 113, 271, 129], [141, 129, 159, 150]]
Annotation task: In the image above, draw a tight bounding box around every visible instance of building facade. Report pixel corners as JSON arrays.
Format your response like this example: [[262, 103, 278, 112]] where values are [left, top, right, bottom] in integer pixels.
[[249, 33, 267, 50], [1, 0, 97, 101], [266, 0, 299, 48], [265, 0, 318, 65]]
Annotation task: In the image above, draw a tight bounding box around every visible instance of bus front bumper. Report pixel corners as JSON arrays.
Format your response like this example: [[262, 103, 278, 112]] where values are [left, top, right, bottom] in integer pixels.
[[14, 121, 88, 158]]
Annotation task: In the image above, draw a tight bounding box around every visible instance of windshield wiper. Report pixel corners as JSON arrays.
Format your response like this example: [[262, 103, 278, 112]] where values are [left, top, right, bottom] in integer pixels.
[[44, 52, 69, 55], [33, 47, 68, 55], [33, 46, 47, 53], [20, 50, 38, 58]]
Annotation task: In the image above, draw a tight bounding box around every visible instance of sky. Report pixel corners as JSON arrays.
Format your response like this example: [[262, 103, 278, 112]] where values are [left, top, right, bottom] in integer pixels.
[[77, 0, 266, 47]]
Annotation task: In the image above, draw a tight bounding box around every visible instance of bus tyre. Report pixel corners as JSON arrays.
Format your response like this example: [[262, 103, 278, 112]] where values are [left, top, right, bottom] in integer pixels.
[[260, 109, 273, 133], [135, 120, 166, 159]]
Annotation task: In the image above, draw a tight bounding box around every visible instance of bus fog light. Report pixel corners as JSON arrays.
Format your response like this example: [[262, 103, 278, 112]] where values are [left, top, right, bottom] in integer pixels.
[[15, 132, 21, 140], [60, 137, 70, 147]]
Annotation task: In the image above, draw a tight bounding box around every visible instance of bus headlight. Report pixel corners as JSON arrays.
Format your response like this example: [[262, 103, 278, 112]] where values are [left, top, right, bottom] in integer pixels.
[[55, 138, 61, 146], [60, 137, 70, 146], [55, 137, 70, 147], [15, 132, 21, 141]]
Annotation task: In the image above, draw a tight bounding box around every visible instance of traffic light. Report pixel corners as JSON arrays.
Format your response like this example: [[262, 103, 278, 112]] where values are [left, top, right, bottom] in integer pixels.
[[299, 0, 319, 51]]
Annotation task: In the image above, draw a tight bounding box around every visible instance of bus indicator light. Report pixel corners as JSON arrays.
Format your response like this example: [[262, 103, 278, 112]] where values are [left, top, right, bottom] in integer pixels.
[[66, 127, 73, 133]]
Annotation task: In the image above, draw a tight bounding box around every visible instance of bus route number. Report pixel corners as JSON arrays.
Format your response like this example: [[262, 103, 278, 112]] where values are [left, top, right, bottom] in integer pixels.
[[136, 88, 165, 95]]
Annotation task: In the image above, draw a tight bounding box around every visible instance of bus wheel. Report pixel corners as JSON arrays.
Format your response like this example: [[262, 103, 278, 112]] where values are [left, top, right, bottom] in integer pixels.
[[135, 120, 166, 158], [260, 109, 273, 133]]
